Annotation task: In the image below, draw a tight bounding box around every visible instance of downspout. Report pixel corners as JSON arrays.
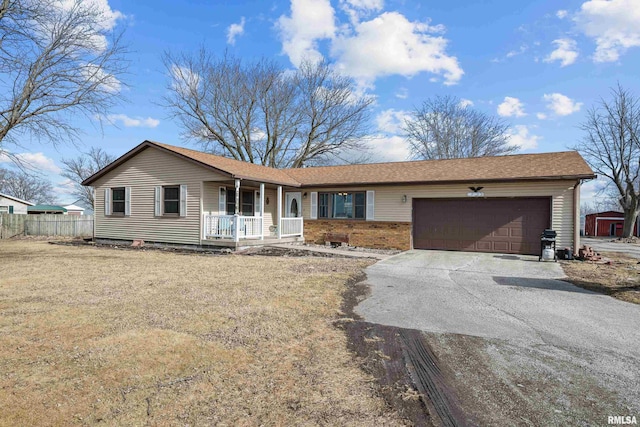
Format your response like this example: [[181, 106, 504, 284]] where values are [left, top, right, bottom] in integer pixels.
[[574, 180, 581, 253]]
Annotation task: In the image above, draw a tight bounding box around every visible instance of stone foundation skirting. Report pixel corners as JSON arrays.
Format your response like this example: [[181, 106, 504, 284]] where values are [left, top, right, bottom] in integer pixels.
[[304, 220, 412, 250]]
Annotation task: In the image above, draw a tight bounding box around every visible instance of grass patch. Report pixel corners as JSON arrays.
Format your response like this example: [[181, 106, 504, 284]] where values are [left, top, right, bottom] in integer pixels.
[[0, 241, 403, 425], [561, 252, 640, 304]]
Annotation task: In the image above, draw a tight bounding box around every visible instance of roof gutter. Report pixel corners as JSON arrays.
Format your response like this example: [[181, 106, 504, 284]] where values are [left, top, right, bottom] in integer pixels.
[[295, 174, 598, 188]]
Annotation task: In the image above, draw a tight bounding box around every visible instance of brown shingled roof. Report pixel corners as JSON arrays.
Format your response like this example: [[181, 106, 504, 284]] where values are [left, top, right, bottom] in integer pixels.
[[82, 140, 595, 187], [284, 151, 595, 186], [150, 141, 300, 186], [82, 140, 301, 186]]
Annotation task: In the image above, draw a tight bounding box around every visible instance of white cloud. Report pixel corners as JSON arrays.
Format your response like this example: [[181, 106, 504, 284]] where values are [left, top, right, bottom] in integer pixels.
[[171, 64, 200, 96], [58, 0, 125, 52], [544, 38, 579, 66], [277, 0, 336, 66], [106, 114, 160, 128], [543, 93, 583, 116], [342, 0, 384, 10], [459, 98, 473, 108], [367, 135, 411, 162], [506, 125, 540, 151], [0, 152, 61, 173], [375, 109, 409, 134], [506, 44, 528, 58], [536, 112, 547, 120], [332, 12, 463, 87], [556, 10, 568, 19], [226, 17, 245, 45], [576, 0, 640, 62], [395, 87, 408, 99], [81, 63, 121, 93], [339, 0, 384, 24], [53, 179, 77, 199], [276, 1, 461, 88], [497, 97, 526, 117]]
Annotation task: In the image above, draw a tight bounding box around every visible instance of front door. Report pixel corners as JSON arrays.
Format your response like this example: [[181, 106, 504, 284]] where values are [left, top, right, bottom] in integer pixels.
[[285, 192, 302, 218]]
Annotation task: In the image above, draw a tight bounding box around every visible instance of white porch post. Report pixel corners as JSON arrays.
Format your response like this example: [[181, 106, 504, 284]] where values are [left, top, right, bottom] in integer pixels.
[[277, 185, 282, 239], [260, 183, 265, 240], [233, 178, 241, 242], [234, 179, 240, 215]]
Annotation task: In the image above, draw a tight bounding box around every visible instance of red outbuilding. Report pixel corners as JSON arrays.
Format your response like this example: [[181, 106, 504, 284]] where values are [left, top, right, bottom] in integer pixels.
[[584, 211, 639, 237]]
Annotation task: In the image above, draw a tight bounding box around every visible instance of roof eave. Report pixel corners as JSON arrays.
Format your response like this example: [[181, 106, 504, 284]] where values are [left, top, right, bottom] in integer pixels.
[[0, 192, 35, 205], [297, 174, 597, 188], [232, 174, 301, 187], [82, 141, 237, 186]]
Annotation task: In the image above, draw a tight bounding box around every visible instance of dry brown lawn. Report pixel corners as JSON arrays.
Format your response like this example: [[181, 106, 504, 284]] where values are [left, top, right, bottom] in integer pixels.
[[562, 252, 640, 304], [0, 241, 404, 426]]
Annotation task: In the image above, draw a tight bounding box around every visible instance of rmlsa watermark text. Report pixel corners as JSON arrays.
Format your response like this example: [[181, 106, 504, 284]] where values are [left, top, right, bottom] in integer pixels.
[[608, 415, 637, 425]]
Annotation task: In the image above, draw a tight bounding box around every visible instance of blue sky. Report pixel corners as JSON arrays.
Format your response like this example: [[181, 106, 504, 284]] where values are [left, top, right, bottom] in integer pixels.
[[2, 0, 640, 204]]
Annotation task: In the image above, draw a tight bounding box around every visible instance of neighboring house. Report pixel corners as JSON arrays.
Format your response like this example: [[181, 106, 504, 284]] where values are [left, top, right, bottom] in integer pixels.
[[63, 204, 85, 216], [584, 211, 639, 237], [82, 140, 596, 255], [28, 205, 68, 215], [0, 192, 34, 214]]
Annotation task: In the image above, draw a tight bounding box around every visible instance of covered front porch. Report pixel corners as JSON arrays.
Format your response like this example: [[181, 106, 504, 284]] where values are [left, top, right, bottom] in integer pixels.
[[200, 178, 304, 248]]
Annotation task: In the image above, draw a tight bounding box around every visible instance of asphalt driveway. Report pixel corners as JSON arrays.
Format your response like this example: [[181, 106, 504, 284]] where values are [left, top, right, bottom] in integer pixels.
[[582, 237, 640, 258], [356, 250, 640, 424]]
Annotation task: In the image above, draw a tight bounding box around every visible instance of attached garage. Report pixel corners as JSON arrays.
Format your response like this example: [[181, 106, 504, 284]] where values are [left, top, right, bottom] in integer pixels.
[[412, 197, 551, 255]]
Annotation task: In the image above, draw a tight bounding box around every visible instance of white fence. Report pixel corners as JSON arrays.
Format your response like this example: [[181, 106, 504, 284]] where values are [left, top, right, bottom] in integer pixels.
[[0, 213, 93, 239], [280, 217, 304, 237]]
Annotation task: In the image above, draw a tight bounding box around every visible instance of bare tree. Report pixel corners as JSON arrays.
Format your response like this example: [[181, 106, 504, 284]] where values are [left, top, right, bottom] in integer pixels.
[[163, 50, 373, 168], [0, 167, 55, 203], [0, 0, 127, 159], [404, 95, 517, 160], [574, 84, 640, 238], [581, 198, 621, 217], [61, 147, 115, 208]]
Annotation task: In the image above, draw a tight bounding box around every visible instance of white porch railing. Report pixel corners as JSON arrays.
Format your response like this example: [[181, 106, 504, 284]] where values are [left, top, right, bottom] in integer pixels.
[[203, 214, 263, 241], [203, 214, 303, 241], [280, 217, 304, 237]]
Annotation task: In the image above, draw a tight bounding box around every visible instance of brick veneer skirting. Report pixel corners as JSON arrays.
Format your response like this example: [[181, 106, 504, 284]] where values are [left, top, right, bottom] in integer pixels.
[[304, 220, 412, 250]]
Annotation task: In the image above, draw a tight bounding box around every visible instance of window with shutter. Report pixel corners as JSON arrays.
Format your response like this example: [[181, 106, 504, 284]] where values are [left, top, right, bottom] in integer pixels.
[[163, 186, 180, 214], [219, 186, 226, 215], [315, 192, 367, 219], [366, 190, 375, 221], [154, 186, 161, 216], [111, 187, 125, 214], [180, 184, 187, 217], [310, 192, 318, 219], [124, 187, 131, 216], [104, 188, 111, 216]]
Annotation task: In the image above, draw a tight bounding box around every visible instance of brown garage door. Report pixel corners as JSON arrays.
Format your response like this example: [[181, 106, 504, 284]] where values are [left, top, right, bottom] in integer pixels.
[[412, 198, 551, 255]]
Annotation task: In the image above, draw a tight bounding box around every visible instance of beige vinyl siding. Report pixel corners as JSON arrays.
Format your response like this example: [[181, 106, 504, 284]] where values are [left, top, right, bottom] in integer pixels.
[[301, 180, 577, 249], [93, 147, 228, 245]]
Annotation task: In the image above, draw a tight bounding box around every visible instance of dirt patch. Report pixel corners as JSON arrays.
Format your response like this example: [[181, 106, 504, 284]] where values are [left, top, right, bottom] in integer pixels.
[[241, 246, 341, 257], [611, 236, 640, 244], [561, 252, 640, 304], [426, 333, 634, 427], [302, 242, 402, 256]]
